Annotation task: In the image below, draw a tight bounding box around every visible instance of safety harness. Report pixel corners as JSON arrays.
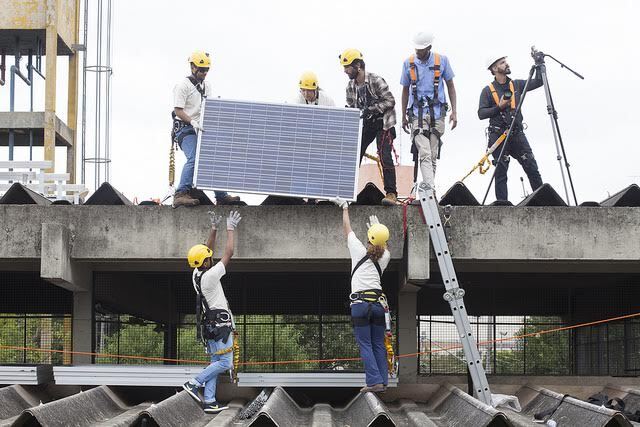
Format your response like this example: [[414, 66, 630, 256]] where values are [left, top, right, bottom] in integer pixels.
[[407, 53, 447, 166], [193, 271, 234, 351], [488, 81, 515, 110], [169, 76, 207, 188], [349, 255, 397, 376], [192, 270, 241, 382]]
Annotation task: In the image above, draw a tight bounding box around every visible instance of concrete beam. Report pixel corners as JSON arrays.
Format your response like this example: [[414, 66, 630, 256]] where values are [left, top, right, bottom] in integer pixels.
[[40, 222, 89, 291], [0, 112, 73, 147], [1, 205, 639, 273]]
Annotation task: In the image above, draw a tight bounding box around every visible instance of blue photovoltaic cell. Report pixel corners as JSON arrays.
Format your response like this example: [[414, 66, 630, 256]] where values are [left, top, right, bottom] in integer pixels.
[[194, 99, 361, 200]]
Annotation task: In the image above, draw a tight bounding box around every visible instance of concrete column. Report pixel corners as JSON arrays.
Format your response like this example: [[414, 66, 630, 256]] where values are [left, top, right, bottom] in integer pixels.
[[398, 282, 420, 383], [44, 0, 58, 172], [73, 288, 93, 364]]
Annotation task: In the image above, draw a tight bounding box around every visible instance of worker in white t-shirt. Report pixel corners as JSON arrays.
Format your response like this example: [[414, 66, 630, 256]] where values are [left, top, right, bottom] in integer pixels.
[[172, 51, 240, 208], [332, 197, 391, 393], [294, 71, 336, 106], [183, 210, 242, 414]]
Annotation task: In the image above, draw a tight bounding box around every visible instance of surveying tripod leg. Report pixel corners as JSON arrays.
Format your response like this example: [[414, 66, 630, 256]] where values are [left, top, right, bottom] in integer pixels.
[[417, 183, 493, 406]]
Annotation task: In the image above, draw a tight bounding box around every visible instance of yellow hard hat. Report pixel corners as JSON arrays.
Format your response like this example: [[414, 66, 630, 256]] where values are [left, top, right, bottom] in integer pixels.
[[367, 223, 390, 247], [188, 51, 211, 68], [299, 71, 318, 90], [187, 244, 213, 268], [339, 48, 363, 67]]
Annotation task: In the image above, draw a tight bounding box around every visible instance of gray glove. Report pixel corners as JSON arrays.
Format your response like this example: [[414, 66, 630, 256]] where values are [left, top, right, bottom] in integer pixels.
[[227, 211, 242, 230], [190, 119, 203, 132], [331, 197, 348, 210], [366, 215, 380, 229], [208, 211, 223, 229]]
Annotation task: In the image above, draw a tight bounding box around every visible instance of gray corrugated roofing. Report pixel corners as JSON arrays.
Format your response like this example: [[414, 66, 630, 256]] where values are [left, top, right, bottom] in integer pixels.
[[2, 383, 640, 427]]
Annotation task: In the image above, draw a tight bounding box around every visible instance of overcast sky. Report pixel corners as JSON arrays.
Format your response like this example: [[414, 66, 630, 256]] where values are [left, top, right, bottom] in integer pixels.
[[2, 0, 639, 205]]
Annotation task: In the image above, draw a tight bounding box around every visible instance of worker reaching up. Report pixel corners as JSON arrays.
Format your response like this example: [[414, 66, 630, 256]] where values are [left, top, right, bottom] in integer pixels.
[[332, 197, 392, 393], [171, 51, 240, 207], [341, 49, 398, 206], [294, 71, 335, 106], [183, 210, 242, 414]]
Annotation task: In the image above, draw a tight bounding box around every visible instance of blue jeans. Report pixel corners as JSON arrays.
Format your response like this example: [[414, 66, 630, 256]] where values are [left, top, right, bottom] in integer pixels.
[[194, 334, 234, 403], [176, 126, 228, 200], [351, 302, 388, 386]]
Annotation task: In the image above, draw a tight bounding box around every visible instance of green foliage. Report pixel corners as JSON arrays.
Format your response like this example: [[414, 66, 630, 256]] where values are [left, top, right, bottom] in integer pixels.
[[0, 315, 71, 365]]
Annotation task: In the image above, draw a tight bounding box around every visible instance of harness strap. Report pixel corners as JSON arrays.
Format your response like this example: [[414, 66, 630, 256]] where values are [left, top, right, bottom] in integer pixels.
[[488, 81, 515, 110], [351, 255, 382, 279]]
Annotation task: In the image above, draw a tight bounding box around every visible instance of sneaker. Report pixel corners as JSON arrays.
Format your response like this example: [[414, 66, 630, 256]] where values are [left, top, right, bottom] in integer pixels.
[[203, 401, 228, 414], [360, 383, 385, 393], [381, 192, 398, 206], [173, 191, 200, 208], [217, 194, 241, 205], [182, 381, 201, 403]]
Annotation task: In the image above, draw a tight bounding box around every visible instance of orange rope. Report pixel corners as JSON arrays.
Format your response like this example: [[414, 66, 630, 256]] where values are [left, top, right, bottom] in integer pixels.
[[2, 311, 639, 367]]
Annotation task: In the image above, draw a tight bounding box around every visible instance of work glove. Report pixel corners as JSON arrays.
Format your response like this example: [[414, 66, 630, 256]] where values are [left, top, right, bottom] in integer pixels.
[[226, 211, 242, 230], [331, 197, 348, 210], [208, 211, 223, 230], [366, 215, 380, 229], [190, 120, 203, 132]]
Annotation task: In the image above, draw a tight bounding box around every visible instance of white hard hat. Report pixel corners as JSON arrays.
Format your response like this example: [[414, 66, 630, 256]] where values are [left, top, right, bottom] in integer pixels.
[[412, 31, 434, 49], [486, 55, 507, 70]]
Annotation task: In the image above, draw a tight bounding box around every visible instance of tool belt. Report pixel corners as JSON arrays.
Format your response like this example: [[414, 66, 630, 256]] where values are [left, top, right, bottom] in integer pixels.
[[202, 309, 233, 343]]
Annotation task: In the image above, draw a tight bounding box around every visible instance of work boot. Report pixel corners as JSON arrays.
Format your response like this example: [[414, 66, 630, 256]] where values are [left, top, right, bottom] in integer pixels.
[[381, 192, 398, 206], [360, 384, 385, 393], [217, 194, 241, 205], [173, 191, 200, 208]]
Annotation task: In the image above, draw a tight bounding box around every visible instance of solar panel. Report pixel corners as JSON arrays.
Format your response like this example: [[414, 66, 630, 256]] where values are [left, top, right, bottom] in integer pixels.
[[194, 99, 362, 200]]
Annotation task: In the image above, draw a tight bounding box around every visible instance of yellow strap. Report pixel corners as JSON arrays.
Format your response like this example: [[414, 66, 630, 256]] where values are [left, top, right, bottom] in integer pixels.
[[215, 345, 233, 355], [385, 333, 396, 376], [232, 332, 240, 382]]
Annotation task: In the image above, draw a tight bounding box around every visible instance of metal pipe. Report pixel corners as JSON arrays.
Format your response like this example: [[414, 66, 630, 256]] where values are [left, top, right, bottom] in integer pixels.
[[81, 0, 88, 185], [0, 53, 5, 85]]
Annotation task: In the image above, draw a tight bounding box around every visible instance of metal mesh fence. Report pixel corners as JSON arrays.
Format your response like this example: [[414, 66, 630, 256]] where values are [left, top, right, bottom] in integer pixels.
[[418, 315, 640, 376], [0, 272, 73, 365], [93, 271, 398, 372]]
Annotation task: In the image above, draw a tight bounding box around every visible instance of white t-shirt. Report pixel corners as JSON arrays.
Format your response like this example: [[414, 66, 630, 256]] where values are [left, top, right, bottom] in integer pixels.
[[193, 261, 230, 313], [173, 77, 213, 124], [347, 231, 390, 293], [292, 89, 336, 106]]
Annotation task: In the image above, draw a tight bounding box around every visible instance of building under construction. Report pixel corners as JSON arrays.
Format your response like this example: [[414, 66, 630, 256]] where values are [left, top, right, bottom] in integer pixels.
[[2, 2, 640, 427]]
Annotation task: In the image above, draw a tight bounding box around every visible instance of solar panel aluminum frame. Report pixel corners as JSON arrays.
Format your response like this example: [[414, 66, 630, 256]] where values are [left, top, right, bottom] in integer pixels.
[[193, 98, 363, 201]]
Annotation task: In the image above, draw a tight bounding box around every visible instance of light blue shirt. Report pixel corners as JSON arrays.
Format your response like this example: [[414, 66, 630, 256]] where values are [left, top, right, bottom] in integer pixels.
[[400, 52, 454, 119]]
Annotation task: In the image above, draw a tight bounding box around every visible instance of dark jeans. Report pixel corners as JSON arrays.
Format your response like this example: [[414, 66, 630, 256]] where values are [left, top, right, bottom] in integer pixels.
[[351, 302, 388, 386], [490, 131, 543, 201], [360, 120, 397, 195]]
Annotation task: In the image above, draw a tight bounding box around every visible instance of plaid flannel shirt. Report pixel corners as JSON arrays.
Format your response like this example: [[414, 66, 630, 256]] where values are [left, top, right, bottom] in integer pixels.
[[345, 72, 397, 130]]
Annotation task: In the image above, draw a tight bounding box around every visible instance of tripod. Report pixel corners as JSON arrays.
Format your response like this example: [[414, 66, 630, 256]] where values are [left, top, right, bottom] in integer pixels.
[[482, 47, 584, 205]]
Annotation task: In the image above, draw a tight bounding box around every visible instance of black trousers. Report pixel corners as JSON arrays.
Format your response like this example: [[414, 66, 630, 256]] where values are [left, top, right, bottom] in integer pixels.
[[360, 119, 397, 195], [489, 131, 543, 201]]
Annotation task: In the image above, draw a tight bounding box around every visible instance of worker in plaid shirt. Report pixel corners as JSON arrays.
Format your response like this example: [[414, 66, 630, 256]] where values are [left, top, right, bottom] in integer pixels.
[[340, 48, 398, 206]]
